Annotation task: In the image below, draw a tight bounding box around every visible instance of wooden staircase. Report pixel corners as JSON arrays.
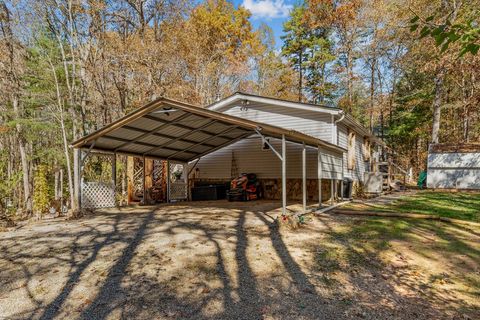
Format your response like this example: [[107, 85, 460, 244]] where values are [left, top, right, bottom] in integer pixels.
[[374, 158, 409, 192]]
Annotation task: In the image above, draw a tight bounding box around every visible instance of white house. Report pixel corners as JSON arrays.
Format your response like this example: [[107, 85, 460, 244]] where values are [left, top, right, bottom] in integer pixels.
[[191, 92, 384, 202], [71, 93, 385, 212]]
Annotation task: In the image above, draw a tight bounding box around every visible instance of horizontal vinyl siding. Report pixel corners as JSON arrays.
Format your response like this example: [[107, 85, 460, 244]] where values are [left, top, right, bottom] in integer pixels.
[[320, 148, 344, 180], [222, 105, 333, 142], [427, 152, 480, 189], [338, 124, 351, 180], [191, 136, 343, 180], [428, 152, 480, 167], [338, 123, 365, 182], [354, 134, 366, 181]]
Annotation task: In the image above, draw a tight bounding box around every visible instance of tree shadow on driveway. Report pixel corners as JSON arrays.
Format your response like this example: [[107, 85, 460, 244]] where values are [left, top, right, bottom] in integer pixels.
[[1, 201, 479, 319]]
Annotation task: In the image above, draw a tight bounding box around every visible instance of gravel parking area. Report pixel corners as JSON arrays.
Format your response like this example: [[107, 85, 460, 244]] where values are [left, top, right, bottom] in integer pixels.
[[1, 200, 479, 319]]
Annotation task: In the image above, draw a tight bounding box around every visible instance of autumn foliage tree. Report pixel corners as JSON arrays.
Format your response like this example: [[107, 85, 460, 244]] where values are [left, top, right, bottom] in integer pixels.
[[185, 0, 261, 104]]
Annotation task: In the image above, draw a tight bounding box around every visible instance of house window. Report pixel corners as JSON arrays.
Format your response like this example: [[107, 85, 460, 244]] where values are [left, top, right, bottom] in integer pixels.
[[347, 129, 356, 170]]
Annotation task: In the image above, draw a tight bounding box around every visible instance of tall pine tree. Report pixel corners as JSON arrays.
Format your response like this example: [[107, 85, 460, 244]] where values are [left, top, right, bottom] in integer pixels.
[[282, 4, 335, 104]]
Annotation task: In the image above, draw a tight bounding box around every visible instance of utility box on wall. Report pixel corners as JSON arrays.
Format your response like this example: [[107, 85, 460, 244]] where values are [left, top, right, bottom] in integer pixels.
[[364, 172, 384, 193]]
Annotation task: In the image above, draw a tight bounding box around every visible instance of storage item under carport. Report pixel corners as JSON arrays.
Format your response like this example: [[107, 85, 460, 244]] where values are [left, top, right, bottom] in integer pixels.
[[227, 173, 262, 201], [191, 185, 227, 201]]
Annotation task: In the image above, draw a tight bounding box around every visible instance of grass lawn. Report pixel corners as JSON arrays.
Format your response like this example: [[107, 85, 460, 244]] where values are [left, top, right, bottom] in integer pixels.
[[318, 214, 480, 306], [346, 191, 480, 222]]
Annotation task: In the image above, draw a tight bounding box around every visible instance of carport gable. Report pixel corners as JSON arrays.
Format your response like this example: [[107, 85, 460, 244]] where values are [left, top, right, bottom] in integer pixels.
[[71, 97, 344, 162]]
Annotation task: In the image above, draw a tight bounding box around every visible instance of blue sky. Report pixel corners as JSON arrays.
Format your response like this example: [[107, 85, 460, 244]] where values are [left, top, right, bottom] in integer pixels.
[[232, 0, 296, 48]]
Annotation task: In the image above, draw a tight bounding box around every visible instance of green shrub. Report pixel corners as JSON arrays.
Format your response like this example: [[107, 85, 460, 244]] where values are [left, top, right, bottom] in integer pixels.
[[33, 165, 51, 215]]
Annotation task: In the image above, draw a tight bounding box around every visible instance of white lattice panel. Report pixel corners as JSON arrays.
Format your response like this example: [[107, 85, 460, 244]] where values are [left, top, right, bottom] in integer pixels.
[[169, 162, 187, 201], [82, 182, 116, 208], [133, 158, 144, 196], [170, 182, 187, 200]]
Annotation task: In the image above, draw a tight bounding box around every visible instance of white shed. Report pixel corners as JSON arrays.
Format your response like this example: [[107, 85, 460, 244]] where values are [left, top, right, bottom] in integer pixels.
[[427, 143, 480, 190]]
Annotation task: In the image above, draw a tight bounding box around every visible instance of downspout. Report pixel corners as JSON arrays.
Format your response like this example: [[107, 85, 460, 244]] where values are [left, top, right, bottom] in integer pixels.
[[335, 112, 346, 125], [333, 111, 346, 146], [334, 112, 346, 198]]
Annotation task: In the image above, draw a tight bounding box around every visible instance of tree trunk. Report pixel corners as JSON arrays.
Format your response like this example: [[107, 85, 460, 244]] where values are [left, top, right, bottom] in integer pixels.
[[73, 148, 80, 211], [60, 113, 75, 210], [369, 58, 376, 132], [13, 96, 32, 214], [319, 63, 326, 103], [298, 50, 303, 102], [1, 1, 32, 214], [389, 73, 396, 127], [462, 72, 474, 142], [462, 95, 469, 143], [431, 69, 445, 144], [54, 166, 59, 201], [431, 1, 460, 144], [49, 57, 77, 211], [346, 47, 353, 112]]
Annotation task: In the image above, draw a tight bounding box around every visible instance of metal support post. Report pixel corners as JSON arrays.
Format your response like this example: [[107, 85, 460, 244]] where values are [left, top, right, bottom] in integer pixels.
[[318, 147, 322, 208], [302, 142, 306, 213], [282, 134, 286, 215], [331, 179, 335, 206], [60, 169, 63, 213], [340, 157, 344, 200]]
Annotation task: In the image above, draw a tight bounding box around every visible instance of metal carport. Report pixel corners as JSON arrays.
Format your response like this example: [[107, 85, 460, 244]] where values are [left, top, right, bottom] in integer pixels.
[[71, 97, 345, 215]]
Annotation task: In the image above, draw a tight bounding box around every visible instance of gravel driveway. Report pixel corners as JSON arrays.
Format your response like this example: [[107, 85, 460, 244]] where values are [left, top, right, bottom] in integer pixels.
[[1, 200, 479, 319]]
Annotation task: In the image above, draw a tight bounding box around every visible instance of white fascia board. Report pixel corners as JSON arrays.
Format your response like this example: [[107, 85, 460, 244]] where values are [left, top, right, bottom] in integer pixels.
[[208, 93, 341, 115], [207, 95, 241, 112]]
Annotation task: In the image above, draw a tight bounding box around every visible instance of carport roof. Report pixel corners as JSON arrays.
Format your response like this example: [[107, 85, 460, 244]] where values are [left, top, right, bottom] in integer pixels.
[[71, 97, 345, 162]]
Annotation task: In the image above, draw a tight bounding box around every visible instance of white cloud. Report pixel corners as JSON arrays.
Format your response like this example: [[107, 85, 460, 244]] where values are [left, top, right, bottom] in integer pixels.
[[242, 0, 292, 19]]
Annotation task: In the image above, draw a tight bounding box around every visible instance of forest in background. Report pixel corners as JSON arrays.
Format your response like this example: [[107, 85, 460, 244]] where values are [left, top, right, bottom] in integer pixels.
[[0, 0, 479, 218]]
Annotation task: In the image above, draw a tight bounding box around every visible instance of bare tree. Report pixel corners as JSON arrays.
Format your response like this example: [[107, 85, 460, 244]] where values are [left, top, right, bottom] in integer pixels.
[[0, 1, 32, 214]]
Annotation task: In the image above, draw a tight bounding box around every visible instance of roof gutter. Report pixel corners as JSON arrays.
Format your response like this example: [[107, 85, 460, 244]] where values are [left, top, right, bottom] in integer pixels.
[[208, 92, 341, 115]]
